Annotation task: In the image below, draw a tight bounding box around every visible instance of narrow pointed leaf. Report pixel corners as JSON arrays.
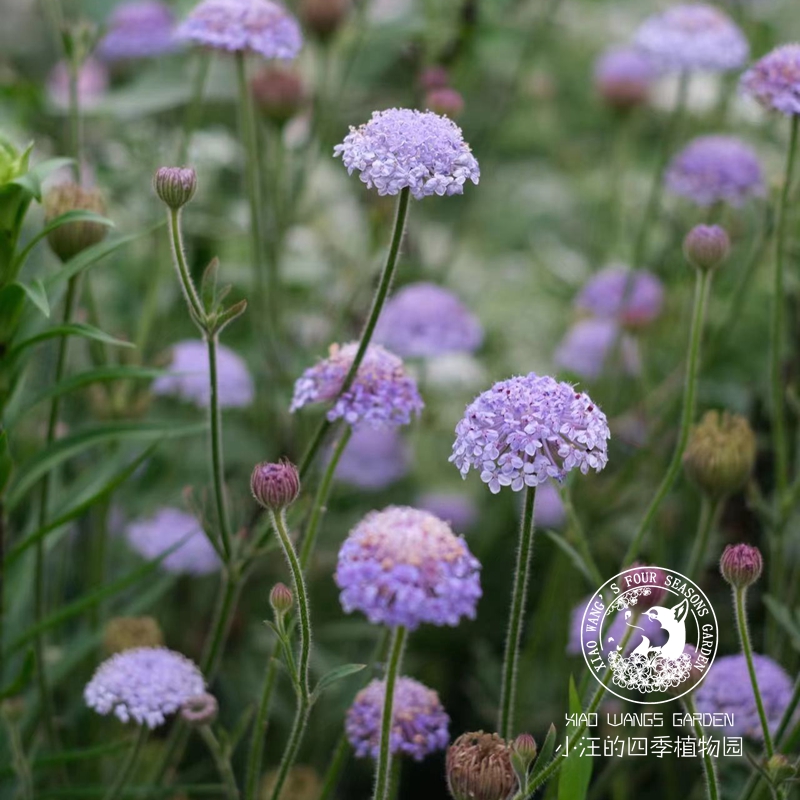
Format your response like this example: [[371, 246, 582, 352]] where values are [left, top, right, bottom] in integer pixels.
[[0, 650, 35, 700], [557, 678, 593, 800], [13, 279, 50, 317], [7, 323, 134, 361], [313, 663, 367, 701], [530, 724, 557, 781], [541, 529, 595, 586], [10, 157, 73, 201]]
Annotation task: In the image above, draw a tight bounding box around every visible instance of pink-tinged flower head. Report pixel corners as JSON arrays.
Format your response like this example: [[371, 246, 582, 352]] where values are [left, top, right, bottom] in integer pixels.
[[346, 677, 450, 760], [720, 543, 763, 589], [634, 4, 748, 73], [334, 108, 480, 199], [554, 318, 640, 381], [336, 427, 410, 489], [290, 343, 423, 429], [48, 58, 109, 110], [741, 44, 800, 116], [666, 135, 765, 208], [450, 374, 610, 493], [335, 506, 482, 629], [374, 282, 483, 358], [176, 0, 302, 59], [85, 647, 205, 728], [575, 267, 664, 327], [124, 508, 221, 576], [98, 1, 177, 61], [153, 340, 254, 408], [594, 48, 657, 109]]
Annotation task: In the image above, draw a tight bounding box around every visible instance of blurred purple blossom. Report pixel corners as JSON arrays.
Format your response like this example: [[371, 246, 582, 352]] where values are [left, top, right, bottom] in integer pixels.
[[555, 318, 640, 381], [534, 480, 565, 529], [741, 44, 800, 116], [335, 427, 410, 490], [48, 58, 108, 110], [575, 267, 664, 327], [418, 492, 477, 532], [98, 1, 177, 61], [594, 48, 657, 109]]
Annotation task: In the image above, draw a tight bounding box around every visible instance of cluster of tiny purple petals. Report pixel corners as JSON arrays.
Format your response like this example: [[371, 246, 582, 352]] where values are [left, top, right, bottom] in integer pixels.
[[84, 647, 205, 728], [335, 506, 481, 630], [665, 135, 765, 207], [152, 340, 254, 408], [695, 654, 793, 738], [450, 373, 610, 494], [346, 677, 450, 760], [374, 282, 483, 358], [575, 267, 664, 327], [334, 108, 480, 199], [634, 4, 748, 73], [98, 1, 177, 61], [741, 44, 800, 116], [555, 318, 640, 381], [176, 0, 302, 60], [290, 343, 423, 429], [124, 508, 221, 576], [336, 427, 410, 489]]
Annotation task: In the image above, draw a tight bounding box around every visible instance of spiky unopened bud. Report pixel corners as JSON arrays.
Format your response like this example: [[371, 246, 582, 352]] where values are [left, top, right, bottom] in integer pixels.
[[251, 460, 301, 511], [44, 182, 107, 262], [446, 732, 518, 800], [251, 67, 306, 126], [180, 693, 218, 726], [270, 582, 293, 614], [153, 166, 197, 210], [300, 0, 350, 39], [103, 616, 164, 654], [683, 224, 730, 272], [683, 411, 756, 498], [720, 543, 763, 590]]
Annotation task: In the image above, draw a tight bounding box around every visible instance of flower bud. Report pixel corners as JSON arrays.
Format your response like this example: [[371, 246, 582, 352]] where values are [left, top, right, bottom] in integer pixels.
[[683, 411, 756, 498], [766, 754, 795, 784], [683, 224, 730, 272], [300, 0, 350, 39], [418, 66, 450, 92], [153, 166, 197, 210], [270, 582, 293, 614], [425, 87, 465, 118], [180, 692, 218, 726], [251, 67, 306, 127], [447, 731, 518, 800], [512, 733, 537, 762], [103, 616, 164, 654], [720, 543, 763, 590], [44, 182, 107, 262], [251, 460, 301, 511]]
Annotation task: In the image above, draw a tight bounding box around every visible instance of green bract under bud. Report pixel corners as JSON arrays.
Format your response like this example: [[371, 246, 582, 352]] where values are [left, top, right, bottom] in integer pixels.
[[683, 224, 730, 272], [447, 731, 518, 800], [683, 410, 756, 498], [103, 616, 164, 654], [251, 460, 301, 512], [720, 543, 763, 590], [270, 582, 293, 614], [44, 182, 107, 262], [154, 166, 197, 210]]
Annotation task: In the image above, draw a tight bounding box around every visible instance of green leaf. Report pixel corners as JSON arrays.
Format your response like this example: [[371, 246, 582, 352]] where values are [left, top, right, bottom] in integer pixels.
[[9, 156, 72, 201], [211, 298, 247, 335], [7, 323, 134, 362], [763, 595, 800, 652], [542, 529, 595, 587], [0, 741, 130, 780], [0, 650, 35, 700], [557, 678, 593, 800], [6, 421, 206, 510], [312, 663, 366, 701], [13, 278, 49, 317], [530, 724, 557, 781]]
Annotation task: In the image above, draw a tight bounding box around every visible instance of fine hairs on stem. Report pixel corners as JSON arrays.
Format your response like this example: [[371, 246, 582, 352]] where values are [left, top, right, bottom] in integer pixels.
[[684, 695, 720, 800]]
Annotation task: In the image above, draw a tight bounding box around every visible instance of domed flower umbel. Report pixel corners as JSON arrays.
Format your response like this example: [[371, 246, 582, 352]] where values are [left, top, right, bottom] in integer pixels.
[[720, 544, 763, 590], [741, 44, 800, 116], [251, 460, 301, 511], [446, 731, 518, 800]]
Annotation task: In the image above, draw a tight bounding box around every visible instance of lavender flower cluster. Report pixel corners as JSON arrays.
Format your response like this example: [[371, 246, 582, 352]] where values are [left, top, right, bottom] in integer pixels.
[[97, 1, 177, 61]]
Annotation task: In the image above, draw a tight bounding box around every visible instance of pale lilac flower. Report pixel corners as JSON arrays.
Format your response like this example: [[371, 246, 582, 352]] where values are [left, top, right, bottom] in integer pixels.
[[98, 1, 177, 61], [634, 4, 749, 73], [176, 0, 302, 60], [665, 135, 765, 207], [346, 677, 450, 761], [695, 654, 793, 738], [374, 282, 483, 358], [152, 340, 254, 408], [290, 342, 423, 429], [334, 108, 480, 199], [335, 427, 410, 490], [575, 267, 664, 327], [48, 58, 108, 110], [594, 48, 657, 109], [555, 318, 641, 381], [124, 507, 221, 576], [450, 374, 610, 493], [84, 647, 205, 728], [418, 492, 477, 532], [740, 44, 800, 116], [533, 481, 565, 529], [335, 506, 482, 630]]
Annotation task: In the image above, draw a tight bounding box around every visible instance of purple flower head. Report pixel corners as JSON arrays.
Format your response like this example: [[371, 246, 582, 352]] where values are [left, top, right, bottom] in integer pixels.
[[554, 318, 641, 381], [334, 108, 480, 199], [290, 343, 423, 430], [124, 507, 221, 576], [335, 506, 482, 630], [335, 427, 410, 490], [418, 492, 478, 532], [374, 282, 483, 358], [634, 4, 748, 73], [665, 135, 765, 208], [176, 0, 302, 59], [84, 647, 205, 728], [575, 267, 664, 327], [695, 654, 793, 739], [594, 48, 657, 109], [98, 1, 177, 61], [450, 374, 610, 494], [534, 480, 565, 529], [153, 340, 254, 408], [346, 676, 450, 760], [741, 44, 800, 116], [48, 58, 108, 110]]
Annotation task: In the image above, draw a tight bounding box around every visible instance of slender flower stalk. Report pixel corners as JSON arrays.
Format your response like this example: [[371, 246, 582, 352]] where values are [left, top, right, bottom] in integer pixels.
[[498, 486, 536, 740], [685, 496, 721, 580], [244, 655, 279, 800], [179, 52, 211, 165], [102, 727, 148, 800], [684, 695, 720, 800], [198, 725, 240, 800]]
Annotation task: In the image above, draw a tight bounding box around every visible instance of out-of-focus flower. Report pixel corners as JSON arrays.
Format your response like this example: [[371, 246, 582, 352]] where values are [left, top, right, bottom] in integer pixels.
[[374, 282, 483, 358], [665, 135, 765, 207], [451, 374, 610, 493], [740, 44, 800, 116], [290, 343, 423, 429], [683, 224, 732, 271], [334, 108, 480, 199], [97, 1, 177, 61], [446, 731, 517, 800], [300, 0, 350, 39], [153, 340, 254, 408], [84, 647, 205, 728], [180, 692, 218, 725], [176, 0, 302, 60], [695, 654, 793, 739], [575, 267, 664, 327], [425, 87, 465, 118], [346, 677, 449, 760], [104, 617, 164, 654], [335, 506, 481, 629], [720, 543, 763, 589], [251, 461, 301, 511], [533, 481, 565, 529], [594, 48, 657, 110], [47, 58, 109, 110], [634, 4, 748, 73], [554, 318, 640, 381], [124, 507, 221, 576], [418, 492, 477, 532], [251, 66, 306, 125], [44, 182, 108, 262], [335, 427, 409, 490], [419, 66, 450, 91]]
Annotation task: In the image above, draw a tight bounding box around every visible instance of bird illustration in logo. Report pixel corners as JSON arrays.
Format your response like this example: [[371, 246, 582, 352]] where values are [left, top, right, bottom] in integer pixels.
[[628, 598, 689, 660]]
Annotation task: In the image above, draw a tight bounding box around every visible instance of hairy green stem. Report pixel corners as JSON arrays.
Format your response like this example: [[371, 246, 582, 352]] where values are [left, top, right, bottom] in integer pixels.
[[243, 652, 279, 800], [199, 725, 239, 800], [268, 694, 310, 800], [499, 485, 537, 740], [684, 695, 719, 800], [167, 208, 205, 327], [685, 496, 721, 581], [102, 727, 148, 800], [317, 734, 350, 800]]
